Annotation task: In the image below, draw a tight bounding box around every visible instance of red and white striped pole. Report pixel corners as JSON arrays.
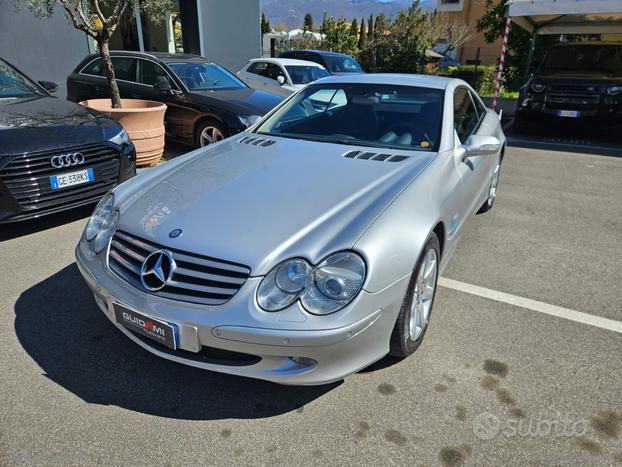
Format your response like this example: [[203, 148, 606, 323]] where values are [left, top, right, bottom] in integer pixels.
[[493, 15, 512, 112]]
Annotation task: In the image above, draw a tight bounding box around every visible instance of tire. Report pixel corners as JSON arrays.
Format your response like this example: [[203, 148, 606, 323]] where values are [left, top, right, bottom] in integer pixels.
[[194, 119, 228, 148], [477, 158, 501, 214], [389, 233, 440, 358]]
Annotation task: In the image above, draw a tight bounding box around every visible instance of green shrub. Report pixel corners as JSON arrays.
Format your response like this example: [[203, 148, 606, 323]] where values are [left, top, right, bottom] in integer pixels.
[[437, 65, 517, 98]]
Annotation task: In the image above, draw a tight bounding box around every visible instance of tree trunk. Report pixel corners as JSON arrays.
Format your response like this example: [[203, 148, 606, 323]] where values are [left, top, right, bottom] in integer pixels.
[[99, 40, 122, 109]]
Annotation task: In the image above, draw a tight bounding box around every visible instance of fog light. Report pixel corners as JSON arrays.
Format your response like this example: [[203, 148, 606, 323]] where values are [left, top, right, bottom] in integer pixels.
[[290, 356, 317, 367]]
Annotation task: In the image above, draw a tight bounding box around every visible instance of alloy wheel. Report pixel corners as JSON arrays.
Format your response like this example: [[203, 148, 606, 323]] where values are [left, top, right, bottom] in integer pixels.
[[200, 126, 224, 146], [409, 248, 438, 340], [487, 163, 501, 207]]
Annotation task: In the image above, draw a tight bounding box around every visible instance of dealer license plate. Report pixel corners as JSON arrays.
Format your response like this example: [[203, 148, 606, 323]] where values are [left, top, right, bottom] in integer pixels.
[[113, 303, 179, 350]]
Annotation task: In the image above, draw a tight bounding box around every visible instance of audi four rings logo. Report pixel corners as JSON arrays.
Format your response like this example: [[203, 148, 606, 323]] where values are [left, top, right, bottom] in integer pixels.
[[50, 152, 85, 169]]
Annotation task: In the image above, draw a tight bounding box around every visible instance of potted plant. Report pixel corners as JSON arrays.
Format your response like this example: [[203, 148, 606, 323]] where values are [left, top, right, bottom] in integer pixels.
[[26, 0, 172, 167]]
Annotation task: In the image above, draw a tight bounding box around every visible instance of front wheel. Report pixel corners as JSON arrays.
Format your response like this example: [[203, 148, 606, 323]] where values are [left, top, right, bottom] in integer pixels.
[[477, 159, 501, 214], [195, 119, 228, 148], [389, 234, 440, 358]]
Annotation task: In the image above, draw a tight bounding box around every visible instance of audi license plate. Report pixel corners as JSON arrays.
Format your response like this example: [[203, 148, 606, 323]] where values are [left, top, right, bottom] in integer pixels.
[[113, 303, 179, 350], [556, 110, 581, 118], [50, 168, 94, 190]]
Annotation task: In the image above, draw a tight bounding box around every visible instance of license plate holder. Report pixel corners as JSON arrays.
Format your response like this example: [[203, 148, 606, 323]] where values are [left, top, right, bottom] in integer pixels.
[[50, 168, 94, 190], [113, 303, 179, 350]]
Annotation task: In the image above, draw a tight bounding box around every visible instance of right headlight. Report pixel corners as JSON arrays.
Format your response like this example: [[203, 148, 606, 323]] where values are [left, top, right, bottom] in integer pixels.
[[84, 193, 118, 254], [85, 193, 114, 241], [257, 251, 366, 315], [530, 81, 546, 93]]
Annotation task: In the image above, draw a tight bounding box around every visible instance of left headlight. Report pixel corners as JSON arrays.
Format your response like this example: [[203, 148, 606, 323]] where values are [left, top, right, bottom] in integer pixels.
[[84, 193, 119, 254], [238, 115, 262, 128], [108, 128, 131, 146], [257, 251, 366, 315], [607, 85, 622, 96]]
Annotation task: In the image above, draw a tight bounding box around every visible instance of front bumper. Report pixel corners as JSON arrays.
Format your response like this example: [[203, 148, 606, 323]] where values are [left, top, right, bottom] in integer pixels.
[[517, 92, 622, 125], [75, 241, 408, 385]]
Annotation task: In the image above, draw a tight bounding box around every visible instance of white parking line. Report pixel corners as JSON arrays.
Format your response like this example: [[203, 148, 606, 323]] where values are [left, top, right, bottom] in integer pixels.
[[439, 277, 622, 335]]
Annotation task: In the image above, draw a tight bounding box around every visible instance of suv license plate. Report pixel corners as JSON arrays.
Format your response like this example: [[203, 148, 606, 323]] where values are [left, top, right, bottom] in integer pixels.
[[556, 110, 581, 118]]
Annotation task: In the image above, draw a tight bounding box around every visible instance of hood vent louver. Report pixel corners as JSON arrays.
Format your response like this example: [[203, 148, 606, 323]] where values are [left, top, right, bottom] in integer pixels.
[[238, 136, 277, 147], [343, 150, 409, 163]]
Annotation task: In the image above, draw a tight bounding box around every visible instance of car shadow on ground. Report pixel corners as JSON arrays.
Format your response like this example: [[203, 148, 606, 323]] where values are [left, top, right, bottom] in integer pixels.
[[0, 205, 93, 242], [14, 264, 340, 420]]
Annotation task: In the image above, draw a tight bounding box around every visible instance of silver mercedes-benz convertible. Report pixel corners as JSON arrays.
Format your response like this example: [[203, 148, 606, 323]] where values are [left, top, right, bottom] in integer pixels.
[[76, 74, 505, 385]]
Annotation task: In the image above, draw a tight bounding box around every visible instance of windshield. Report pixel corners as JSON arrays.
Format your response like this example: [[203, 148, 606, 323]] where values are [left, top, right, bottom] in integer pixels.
[[285, 65, 330, 85], [168, 62, 246, 90], [0, 59, 42, 98], [324, 55, 362, 73], [255, 83, 444, 152], [542, 45, 622, 74]]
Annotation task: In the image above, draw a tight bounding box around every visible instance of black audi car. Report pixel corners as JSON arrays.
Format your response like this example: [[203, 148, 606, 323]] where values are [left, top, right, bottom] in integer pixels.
[[0, 58, 135, 223], [67, 51, 283, 147], [515, 42, 622, 131]]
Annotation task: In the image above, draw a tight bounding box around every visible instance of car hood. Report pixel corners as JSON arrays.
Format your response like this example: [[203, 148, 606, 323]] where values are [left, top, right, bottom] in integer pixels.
[[537, 70, 622, 81], [189, 88, 283, 115], [117, 136, 435, 274], [0, 95, 116, 155]]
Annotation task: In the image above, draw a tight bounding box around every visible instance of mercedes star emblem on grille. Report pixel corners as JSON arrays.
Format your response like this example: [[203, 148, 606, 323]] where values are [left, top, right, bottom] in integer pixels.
[[50, 152, 85, 169], [140, 250, 176, 291]]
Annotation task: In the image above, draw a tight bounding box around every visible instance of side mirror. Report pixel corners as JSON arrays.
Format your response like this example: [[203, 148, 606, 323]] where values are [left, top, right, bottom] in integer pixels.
[[462, 135, 501, 159], [276, 75, 286, 85], [154, 81, 172, 95], [38, 80, 58, 94]]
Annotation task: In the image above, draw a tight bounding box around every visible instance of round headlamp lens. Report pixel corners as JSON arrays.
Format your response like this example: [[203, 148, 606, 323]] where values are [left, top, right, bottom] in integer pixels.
[[276, 259, 311, 293], [301, 252, 366, 315], [257, 258, 312, 311]]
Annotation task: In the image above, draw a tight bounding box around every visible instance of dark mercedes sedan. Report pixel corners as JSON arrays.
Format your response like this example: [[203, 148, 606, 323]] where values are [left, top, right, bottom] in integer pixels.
[[67, 51, 283, 147], [0, 58, 135, 224]]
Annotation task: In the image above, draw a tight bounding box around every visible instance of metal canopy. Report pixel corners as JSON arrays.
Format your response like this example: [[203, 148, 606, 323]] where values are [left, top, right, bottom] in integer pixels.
[[509, 0, 622, 34]]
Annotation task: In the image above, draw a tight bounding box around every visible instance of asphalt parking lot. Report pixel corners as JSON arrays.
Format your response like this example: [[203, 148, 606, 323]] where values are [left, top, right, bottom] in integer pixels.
[[1, 134, 621, 466]]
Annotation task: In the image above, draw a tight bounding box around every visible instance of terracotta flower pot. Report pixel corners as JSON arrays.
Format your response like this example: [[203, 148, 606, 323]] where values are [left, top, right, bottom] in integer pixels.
[[81, 99, 167, 167]]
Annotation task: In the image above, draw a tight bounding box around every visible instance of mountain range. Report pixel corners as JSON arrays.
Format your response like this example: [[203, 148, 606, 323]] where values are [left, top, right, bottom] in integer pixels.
[[260, 0, 436, 29]]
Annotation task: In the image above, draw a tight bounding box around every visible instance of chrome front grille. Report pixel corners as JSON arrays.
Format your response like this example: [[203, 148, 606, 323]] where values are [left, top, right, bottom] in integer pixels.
[[0, 144, 120, 210], [108, 230, 251, 305]]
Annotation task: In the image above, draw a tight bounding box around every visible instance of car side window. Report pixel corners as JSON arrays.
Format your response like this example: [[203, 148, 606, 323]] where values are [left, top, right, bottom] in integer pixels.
[[454, 87, 480, 143], [262, 64, 285, 82], [82, 59, 104, 76], [137, 59, 174, 87], [248, 62, 268, 76], [111, 57, 137, 82]]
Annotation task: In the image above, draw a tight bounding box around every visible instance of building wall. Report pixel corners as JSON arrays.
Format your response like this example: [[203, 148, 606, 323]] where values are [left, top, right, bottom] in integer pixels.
[[0, 0, 91, 83], [198, 0, 261, 71], [437, 0, 503, 66]]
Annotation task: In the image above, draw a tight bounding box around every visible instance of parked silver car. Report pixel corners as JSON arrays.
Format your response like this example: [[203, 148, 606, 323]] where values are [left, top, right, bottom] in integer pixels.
[[237, 58, 330, 98], [76, 74, 505, 385]]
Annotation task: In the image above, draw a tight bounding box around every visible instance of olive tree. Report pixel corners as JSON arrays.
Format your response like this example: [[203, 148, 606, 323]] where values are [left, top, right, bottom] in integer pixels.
[[23, 0, 172, 108]]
